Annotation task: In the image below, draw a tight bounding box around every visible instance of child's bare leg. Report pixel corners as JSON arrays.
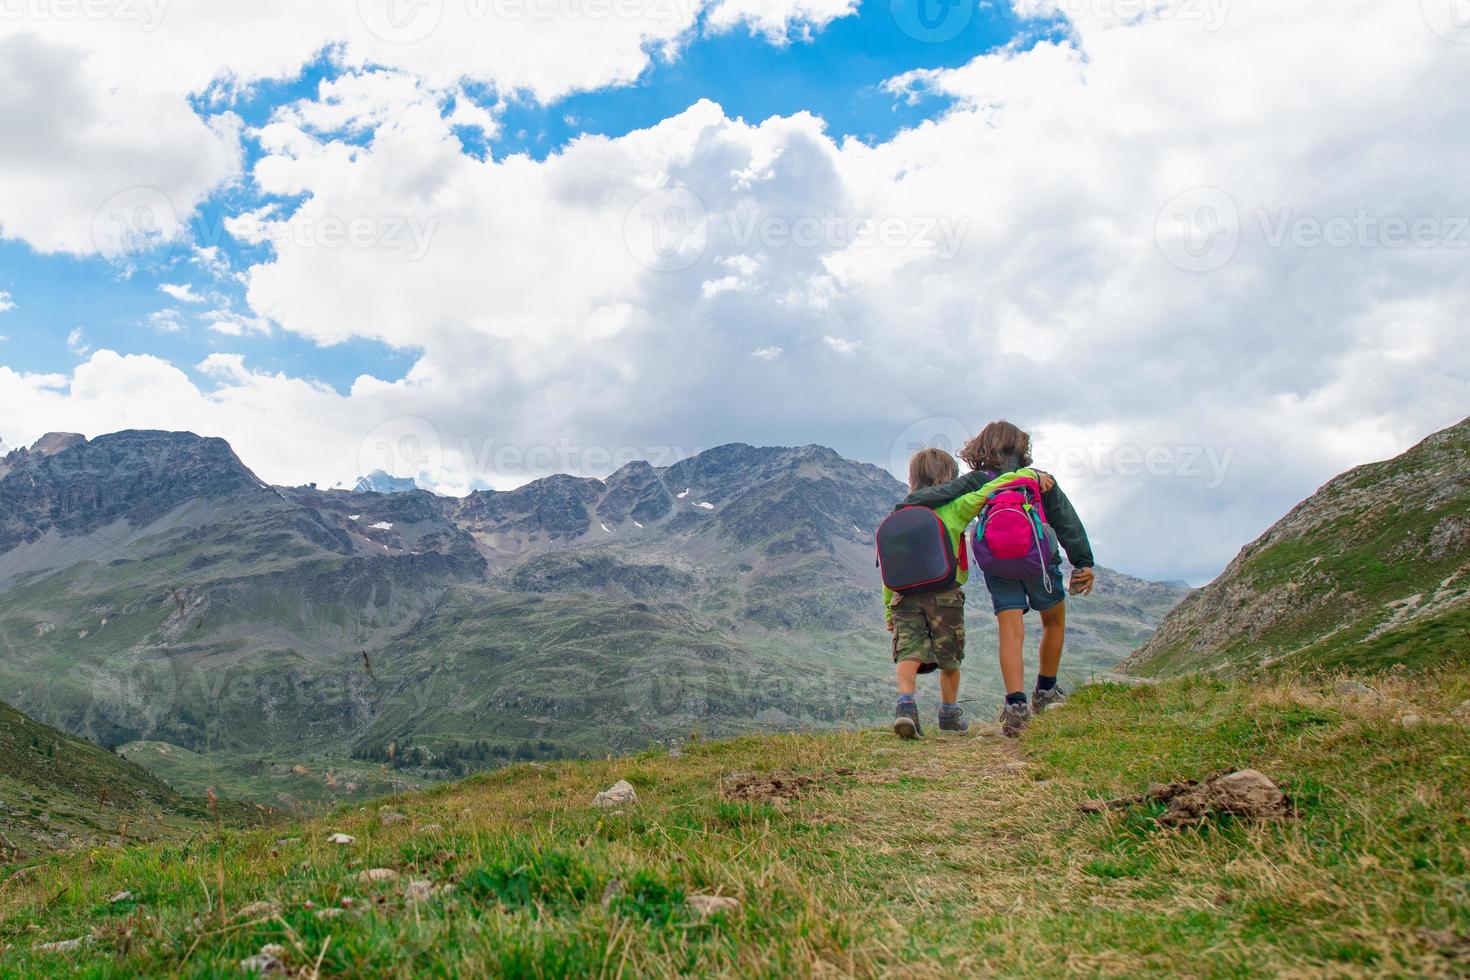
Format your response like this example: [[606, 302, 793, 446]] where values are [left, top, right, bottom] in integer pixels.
[[1038, 602, 1066, 678], [996, 609, 1026, 695], [939, 669, 960, 704], [895, 659, 921, 696]]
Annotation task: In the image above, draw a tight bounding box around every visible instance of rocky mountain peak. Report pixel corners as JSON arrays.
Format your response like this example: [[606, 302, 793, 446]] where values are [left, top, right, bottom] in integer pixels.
[[0, 429, 266, 551]]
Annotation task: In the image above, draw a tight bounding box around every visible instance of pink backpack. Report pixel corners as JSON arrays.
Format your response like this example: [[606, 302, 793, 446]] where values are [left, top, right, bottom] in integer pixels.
[[970, 470, 1057, 587]]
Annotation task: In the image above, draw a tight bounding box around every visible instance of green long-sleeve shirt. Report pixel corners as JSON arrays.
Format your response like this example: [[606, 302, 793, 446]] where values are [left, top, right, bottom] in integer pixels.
[[885, 466, 1095, 623], [880, 482, 993, 623]]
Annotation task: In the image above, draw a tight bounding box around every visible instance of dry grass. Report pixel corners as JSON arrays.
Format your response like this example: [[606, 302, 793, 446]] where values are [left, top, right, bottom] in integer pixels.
[[1, 668, 1467, 977]]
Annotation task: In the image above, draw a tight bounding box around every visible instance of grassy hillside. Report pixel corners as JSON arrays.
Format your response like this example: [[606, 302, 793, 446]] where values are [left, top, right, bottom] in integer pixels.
[[1127, 416, 1470, 677], [0, 699, 261, 860], [3, 670, 1467, 976]]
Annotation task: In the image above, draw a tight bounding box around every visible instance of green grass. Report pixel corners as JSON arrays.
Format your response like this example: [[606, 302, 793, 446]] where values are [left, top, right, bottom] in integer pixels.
[[0, 700, 264, 861], [2, 669, 1467, 976]]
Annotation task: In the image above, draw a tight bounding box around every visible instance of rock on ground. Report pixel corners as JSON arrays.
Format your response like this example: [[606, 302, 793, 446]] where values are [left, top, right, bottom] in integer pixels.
[[593, 780, 639, 809], [1334, 680, 1381, 700], [1079, 769, 1292, 827]]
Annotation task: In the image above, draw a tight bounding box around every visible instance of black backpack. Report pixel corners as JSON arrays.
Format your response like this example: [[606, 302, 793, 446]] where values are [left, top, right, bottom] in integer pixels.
[[876, 506, 962, 595]]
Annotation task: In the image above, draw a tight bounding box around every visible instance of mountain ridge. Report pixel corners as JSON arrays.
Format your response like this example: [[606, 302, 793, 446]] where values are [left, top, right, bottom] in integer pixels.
[[0, 429, 1185, 807], [1125, 415, 1470, 676]]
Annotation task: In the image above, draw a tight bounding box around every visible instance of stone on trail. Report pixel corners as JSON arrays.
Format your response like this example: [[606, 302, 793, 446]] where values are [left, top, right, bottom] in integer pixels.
[[404, 879, 435, 902], [687, 894, 742, 919], [107, 891, 133, 904], [1451, 700, 1470, 722], [1333, 680, 1381, 700], [1078, 768, 1292, 827], [327, 833, 356, 845], [239, 944, 287, 975], [593, 780, 639, 809], [36, 938, 87, 954], [379, 810, 407, 826], [1401, 713, 1424, 728]]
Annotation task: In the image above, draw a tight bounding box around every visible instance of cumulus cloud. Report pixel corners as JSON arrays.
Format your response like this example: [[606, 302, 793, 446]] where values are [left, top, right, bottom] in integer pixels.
[[159, 283, 206, 303], [2, 1, 1468, 583], [0, 291, 13, 313], [0, 34, 243, 258], [0, 1, 853, 260], [147, 309, 187, 333]]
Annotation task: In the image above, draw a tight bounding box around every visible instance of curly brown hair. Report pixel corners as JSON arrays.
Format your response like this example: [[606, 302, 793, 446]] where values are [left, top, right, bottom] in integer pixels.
[[907, 447, 959, 492], [959, 420, 1033, 472]]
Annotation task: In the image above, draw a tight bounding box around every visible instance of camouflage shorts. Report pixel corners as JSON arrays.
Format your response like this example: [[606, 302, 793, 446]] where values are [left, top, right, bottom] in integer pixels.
[[890, 587, 966, 673]]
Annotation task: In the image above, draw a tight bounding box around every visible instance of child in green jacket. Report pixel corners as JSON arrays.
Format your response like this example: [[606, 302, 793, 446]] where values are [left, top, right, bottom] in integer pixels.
[[885, 448, 995, 739]]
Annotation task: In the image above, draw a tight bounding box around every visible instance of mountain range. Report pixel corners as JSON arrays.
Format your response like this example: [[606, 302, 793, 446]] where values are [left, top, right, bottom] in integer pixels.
[[0, 430, 1185, 806]]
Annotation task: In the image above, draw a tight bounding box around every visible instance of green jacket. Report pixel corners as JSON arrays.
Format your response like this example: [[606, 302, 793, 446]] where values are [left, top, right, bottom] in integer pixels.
[[881, 468, 1038, 625]]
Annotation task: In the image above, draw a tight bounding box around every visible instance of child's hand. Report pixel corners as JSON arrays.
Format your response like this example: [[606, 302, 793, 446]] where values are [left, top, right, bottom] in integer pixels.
[[886, 619, 895, 632], [1069, 568, 1095, 596], [1037, 470, 1056, 493]]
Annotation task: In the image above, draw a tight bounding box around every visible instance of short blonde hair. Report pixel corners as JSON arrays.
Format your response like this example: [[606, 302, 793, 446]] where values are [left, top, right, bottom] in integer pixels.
[[908, 447, 959, 492]]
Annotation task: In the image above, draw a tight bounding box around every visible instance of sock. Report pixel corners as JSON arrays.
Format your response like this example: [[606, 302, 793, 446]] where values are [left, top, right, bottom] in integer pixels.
[[1036, 674, 1058, 692], [897, 693, 916, 707], [1006, 692, 1028, 706], [940, 701, 960, 716]]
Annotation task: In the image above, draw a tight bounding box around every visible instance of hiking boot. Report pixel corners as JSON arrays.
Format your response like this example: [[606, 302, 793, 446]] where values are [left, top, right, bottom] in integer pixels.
[[893, 701, 924, 740], [999, 700, 1031, 738], [1031, 685, 1067, 714], [938, 706, 970, 735]]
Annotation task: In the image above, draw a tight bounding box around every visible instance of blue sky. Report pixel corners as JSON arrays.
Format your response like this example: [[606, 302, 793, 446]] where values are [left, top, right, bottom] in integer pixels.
[[0, 2, 1032, 394]]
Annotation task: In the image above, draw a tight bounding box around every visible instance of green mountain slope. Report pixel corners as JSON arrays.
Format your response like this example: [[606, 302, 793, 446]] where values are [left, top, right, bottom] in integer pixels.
[[1126, 415, 1470, 677], [0, 697, 258, 859], [0, 431, 1186, 808], [3, 669, 1467, 975]]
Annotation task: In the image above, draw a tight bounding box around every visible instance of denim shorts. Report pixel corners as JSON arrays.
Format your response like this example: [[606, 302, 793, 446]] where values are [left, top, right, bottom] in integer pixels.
[[983, 560, 1066, 615]]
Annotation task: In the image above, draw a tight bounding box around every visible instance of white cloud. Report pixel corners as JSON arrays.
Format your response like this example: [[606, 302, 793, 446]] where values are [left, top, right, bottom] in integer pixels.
[[66, 328, 90, 355], [204, 310, 271, 337], [0, 2, 848, 259], [0, 291, 13, 313], [705, 0, 858, 42], [148, 309, 187, 333], [701, 275, 745, 298], [2, 1, 1468, 584], [0, 34, 243, 258], [159, 283, 206, 303]]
